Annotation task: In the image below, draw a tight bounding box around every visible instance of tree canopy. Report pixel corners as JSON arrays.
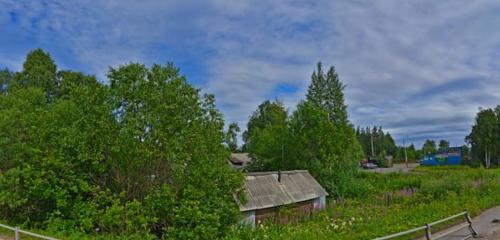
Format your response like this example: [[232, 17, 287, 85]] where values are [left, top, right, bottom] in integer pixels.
[[243, 100, 289, 170], [0, 68, 13, 93], [355, 126, 397, 158], [422, 139, 437, 154], [466, 107, 500, 168], [244, 62, 363, 197], [225, 122, 241, 152], [438, 139, 450, 151], [0, 49, 243, 239], [306, 62, 348, 124]]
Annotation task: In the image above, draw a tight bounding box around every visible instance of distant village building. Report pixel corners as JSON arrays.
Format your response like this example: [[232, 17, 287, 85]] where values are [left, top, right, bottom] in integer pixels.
[[229, 153, 252, 169], [420, 146, 463, 166], [235, 170, 328, 227]]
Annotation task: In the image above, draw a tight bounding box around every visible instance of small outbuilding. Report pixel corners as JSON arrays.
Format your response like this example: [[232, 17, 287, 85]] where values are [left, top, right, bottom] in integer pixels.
[[236, 170, 328, 227], [229, 153, 252, 169]]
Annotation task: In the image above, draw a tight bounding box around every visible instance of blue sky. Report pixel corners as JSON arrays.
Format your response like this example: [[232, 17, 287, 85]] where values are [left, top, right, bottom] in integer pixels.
[[1, 1, 500, 147]]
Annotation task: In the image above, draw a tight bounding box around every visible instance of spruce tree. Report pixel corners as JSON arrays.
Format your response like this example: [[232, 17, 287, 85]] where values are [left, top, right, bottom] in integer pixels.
[[306, 62, 348, 124]]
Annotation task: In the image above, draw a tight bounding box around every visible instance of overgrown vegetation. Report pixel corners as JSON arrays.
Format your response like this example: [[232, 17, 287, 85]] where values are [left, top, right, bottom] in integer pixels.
[[226, 166, 500, 240], [0, 49, 243, 239]]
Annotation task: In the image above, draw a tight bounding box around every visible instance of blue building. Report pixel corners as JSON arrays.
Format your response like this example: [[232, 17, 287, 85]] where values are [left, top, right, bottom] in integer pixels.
[[420, 147, 462, 166]]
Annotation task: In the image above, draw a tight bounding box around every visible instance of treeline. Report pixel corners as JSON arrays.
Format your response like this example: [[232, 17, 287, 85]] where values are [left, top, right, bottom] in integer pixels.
[[467, 106, 500, 168], [0, 49, 243, 239], [355, 126, 423, 162], [243, 63, 363, 197], [355, 126, 397, 158], [355, 126, 461, 163]]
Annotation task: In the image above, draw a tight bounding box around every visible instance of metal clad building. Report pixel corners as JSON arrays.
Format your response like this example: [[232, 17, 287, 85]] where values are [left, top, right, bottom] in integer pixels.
[[420, 147, 463, 166]]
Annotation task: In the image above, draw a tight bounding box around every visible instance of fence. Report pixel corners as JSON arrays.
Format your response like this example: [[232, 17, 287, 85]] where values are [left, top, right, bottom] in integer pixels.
[[0, 222, 59, 240], [373, 210, 478, 240]]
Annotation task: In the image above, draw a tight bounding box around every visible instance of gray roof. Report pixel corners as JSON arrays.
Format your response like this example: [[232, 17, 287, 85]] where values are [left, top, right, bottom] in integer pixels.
[[229, 153, 252, 169], [230, 153, 252, 164], [236, 170, 328, 212]]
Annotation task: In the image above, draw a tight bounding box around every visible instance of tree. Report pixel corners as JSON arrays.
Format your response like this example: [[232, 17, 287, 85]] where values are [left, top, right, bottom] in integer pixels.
[[244, 100, 289, 170], [466, 108, 499, 168], [0, 63, 116, 228], [225, 122, 240, 152], [355, 126, 397, 157], [292, 62, 362, 196], [0, 50, 244, 239], [242, 100, 287, 150], [243, 63, 362, 197], [438, 139, 450, 151], [107, 63, 243, 238], [306, 62, 348, 124], [422, 139, 437, 154], [9, 49, 57, 98], [288, 102, 362, 196], [0, 68, 13, 93]]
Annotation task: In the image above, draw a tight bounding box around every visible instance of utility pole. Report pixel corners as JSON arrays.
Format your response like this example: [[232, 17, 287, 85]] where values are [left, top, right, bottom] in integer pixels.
[[279, 126, 284, 182], [404, 135, 408, 168], [371, 133, 375, 158]]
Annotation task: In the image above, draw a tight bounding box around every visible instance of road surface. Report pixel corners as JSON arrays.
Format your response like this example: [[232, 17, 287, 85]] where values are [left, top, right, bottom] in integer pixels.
[[430, 206, 500, 240], [363, 163, 420, 174]]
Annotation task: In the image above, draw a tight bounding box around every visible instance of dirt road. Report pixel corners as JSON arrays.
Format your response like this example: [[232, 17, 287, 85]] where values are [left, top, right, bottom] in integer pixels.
[[363, 163, 420, 174]]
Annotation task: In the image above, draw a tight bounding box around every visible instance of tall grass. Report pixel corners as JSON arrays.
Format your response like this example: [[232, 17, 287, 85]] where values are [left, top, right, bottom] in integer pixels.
[[227, 166, 500, 240]]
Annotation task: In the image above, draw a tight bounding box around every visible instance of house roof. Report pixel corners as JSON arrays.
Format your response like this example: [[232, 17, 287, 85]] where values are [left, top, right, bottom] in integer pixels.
[[229, 153, 252, 169], [236, 170, 328, 212], [230, 153, 252, 164]]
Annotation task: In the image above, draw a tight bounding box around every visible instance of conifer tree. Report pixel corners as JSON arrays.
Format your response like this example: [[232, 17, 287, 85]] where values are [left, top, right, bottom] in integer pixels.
[[306, 62, 348, 124]]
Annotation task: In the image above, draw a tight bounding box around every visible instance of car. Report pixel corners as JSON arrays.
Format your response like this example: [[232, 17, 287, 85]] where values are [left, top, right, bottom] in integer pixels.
[[363, 162, 378, 169]]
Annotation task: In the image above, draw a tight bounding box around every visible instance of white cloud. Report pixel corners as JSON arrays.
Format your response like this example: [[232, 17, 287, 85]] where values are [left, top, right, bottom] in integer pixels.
[[2, 0, 500, 146]]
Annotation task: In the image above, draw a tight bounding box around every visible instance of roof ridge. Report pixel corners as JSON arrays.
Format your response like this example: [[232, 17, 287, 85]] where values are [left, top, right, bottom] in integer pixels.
[[246, 170, 309, 176]]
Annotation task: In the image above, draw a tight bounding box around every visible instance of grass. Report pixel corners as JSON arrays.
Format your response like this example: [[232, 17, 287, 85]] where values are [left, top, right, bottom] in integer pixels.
[[226, 166, 500, 240], [2, 166, 499, 239]]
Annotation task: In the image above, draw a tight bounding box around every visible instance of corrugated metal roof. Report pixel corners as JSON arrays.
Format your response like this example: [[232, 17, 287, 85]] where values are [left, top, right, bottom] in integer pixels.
[[236, 170, 328, 212]]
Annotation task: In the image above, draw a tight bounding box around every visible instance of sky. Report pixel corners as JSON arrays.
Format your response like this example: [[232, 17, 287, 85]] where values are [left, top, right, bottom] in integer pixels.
[[1, 0, 500, 147]]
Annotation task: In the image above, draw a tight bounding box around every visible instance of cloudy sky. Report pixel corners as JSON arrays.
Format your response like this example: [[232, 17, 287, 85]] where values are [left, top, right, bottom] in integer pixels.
[[1, 0, 500, 147]]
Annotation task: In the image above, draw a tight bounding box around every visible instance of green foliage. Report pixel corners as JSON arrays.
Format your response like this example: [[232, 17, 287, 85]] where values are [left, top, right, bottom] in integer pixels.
[[0, 68, 13, 93], [243, 100, 288, 148], [422, 139, 437, 155], [226, 167, 500, 240], [438, 139, 450, 151], [225, 122, 241, 152], [9, 49, 58, 98], [306, 62, 348, 124], [288, 102, 362, 196], [355, 126, 397, 158], [245, 62, 363, 197], [466, 107, 500, 168], [0, 49, 243, 239], [394, 143, 422, 163], [244, 100, 289, 170]]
